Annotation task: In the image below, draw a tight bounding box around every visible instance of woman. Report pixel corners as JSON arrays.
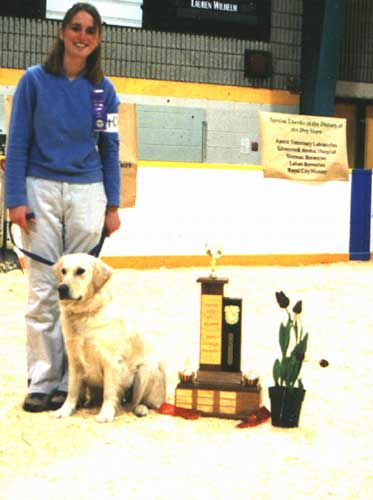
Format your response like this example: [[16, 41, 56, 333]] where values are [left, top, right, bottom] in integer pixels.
[[5, 3, 121, 412]]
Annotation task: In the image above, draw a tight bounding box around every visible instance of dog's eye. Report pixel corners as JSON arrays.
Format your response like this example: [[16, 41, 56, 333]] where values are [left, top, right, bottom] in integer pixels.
[[61, 268, 67, 275], [76, 267, 85, 276]]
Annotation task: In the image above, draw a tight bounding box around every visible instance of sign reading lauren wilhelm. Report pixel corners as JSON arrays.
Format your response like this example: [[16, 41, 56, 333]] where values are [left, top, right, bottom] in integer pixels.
[[259, 112, 349, 182], [142, 0, 270, 40]]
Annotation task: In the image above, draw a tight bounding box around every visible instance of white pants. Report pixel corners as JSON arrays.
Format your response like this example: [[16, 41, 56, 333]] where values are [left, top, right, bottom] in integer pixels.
[[23, 177, 107, 394]]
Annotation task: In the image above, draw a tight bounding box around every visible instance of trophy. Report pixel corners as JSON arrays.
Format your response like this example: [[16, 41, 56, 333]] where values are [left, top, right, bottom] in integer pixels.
[[175, 245, 262, 419], [205, 243, 222, 278]]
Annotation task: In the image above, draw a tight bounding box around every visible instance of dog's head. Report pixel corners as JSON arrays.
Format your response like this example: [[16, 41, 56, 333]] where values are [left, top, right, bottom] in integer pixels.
[[54, 253, 113, 302]]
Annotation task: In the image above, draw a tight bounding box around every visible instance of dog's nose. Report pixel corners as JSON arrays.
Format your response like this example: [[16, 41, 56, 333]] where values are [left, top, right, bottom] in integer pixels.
[[58, 284, 70, 300]]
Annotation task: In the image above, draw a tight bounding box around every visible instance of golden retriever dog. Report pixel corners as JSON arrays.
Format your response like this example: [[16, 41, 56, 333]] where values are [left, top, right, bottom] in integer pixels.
[[53, 253, 166, 423]]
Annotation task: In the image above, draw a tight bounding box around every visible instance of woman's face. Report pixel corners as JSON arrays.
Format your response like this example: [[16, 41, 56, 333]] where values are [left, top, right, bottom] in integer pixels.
[[60, 10, 101, 64]]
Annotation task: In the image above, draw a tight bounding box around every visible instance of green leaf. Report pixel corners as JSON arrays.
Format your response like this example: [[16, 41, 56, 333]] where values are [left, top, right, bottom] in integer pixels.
[[288, 332, 309, 385], [291, 356, 300, 386], [282, 356, 293, 386], [299, 332, 309, 354], [299, 324, 304, 341], [294, 319, 299, 343], [273, 359, 282, 385], [291, 357, 303, 386], [291, 332, 308, 359], [279, 318, 291, 357]]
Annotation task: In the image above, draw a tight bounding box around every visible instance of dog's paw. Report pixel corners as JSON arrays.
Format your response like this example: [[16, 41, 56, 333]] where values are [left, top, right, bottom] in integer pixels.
[[54, 402, 75, 418], [96, 403, 116, 423], [134, 404, 149, 417]]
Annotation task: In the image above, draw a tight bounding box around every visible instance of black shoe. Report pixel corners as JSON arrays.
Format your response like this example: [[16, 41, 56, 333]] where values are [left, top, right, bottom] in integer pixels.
[[49, 390, 67, 410], [23, 393, 51, 413]]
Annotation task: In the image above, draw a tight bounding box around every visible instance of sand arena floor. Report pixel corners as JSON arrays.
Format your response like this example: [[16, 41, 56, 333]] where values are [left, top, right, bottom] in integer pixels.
[[0, 261, 372, 500]]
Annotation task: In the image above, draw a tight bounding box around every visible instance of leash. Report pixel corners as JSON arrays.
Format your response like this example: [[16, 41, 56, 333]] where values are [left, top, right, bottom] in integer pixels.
[[8, 218, 107, 266]]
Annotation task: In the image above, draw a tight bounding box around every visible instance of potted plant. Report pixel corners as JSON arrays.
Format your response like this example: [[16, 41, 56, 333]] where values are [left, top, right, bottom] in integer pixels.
[[269, 291, 309, 428]]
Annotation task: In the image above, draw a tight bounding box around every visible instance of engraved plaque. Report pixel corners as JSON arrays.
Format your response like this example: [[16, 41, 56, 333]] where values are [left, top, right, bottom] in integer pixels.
[[197, 276, 228, 371], [199, 294, 222, 366], [175, 383, 262, 419]]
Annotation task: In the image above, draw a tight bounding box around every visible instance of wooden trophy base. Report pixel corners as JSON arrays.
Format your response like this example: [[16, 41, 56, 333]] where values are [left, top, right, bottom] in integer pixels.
[[175, 375, 262, 420]]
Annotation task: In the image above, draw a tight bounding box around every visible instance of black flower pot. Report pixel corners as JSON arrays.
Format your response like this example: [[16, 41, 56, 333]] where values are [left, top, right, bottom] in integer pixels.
[[268, 386, 306, 428]]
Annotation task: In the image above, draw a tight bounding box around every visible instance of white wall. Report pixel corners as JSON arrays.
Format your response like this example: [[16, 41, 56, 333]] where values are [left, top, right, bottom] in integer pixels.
[[3, 164, 354, 260], [104, 166, 352, 257]]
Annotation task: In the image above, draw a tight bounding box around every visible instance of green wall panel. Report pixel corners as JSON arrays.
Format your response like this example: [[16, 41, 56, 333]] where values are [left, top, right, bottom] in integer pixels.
[[137, 105, 205, 162]]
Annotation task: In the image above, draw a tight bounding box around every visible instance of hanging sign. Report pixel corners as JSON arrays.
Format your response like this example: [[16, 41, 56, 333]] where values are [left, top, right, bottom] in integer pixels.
[[142, 0, 270, 40], [259, 111, 349, 182]]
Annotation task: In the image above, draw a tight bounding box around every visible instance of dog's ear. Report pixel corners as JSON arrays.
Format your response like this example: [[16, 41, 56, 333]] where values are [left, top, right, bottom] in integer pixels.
[[53, 258, 63, 281], [92, 259, 113, 290]]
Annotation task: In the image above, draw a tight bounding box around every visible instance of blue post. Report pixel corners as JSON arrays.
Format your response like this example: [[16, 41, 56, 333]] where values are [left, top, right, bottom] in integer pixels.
[[301, 0, 346, 116], [349, 169, 372, 260], [312, 0, 346, 116]]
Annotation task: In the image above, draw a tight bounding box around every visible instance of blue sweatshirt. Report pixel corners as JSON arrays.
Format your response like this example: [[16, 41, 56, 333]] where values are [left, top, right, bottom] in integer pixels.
[[5, 65, 120, 208]]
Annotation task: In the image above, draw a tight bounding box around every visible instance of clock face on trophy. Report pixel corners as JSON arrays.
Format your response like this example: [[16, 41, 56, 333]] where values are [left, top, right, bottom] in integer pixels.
[[174, 246, 262, 419]]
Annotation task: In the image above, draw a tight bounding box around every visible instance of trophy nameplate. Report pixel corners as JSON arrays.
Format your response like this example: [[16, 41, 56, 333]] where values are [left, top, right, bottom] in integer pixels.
[[198, 277, 228, 370], [175, 384, 262, 420], [174, 245, 262, 419]]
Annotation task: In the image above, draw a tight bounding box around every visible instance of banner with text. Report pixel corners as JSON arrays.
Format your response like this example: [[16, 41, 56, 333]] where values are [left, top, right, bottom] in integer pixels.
[[259, 111, 349, 182], [142, 0, 270, 40]]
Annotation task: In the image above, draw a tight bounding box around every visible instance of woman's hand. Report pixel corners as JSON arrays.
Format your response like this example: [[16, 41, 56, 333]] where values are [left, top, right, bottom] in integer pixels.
[[104, 207, 121, 236], [8, 206, 35, 234], [0, 156, 5, 172]]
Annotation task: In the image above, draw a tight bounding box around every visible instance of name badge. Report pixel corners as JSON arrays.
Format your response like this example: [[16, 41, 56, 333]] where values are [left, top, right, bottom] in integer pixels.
[[105, 113, 119, 133]]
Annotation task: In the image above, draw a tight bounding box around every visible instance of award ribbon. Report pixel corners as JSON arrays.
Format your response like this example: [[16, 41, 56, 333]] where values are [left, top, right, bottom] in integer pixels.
[[91, 88, 107, 132]]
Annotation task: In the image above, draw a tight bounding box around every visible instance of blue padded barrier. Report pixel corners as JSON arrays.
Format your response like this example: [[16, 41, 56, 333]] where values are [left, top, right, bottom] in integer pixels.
[[349, 169, 372, 261]]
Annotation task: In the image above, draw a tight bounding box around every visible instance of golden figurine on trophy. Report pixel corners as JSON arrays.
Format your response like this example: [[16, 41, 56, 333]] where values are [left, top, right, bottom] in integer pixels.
[[205, 243, 223, 278]]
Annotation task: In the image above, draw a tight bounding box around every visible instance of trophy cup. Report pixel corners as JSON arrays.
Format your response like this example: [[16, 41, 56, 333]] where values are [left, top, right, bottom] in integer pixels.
[[174, 245, 262, 419]]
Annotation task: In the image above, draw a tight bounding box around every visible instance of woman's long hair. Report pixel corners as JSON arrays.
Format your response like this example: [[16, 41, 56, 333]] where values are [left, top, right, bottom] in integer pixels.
[[43, 2, 104, 84]]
